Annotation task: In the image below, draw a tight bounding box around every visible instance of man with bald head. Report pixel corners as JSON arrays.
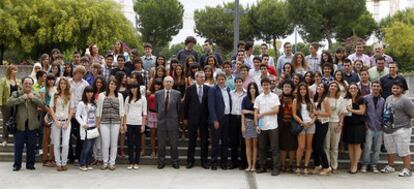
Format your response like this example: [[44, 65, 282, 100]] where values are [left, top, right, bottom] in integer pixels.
[[155, 76, 182, 169]]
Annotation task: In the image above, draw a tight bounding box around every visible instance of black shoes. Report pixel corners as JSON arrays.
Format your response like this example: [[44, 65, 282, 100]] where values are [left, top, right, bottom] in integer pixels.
[[13, 167, 21, 171], [26, 166, 36, 170], [211, 164, 217, 170], [186, 162, 194, 169], [220, 164, 228, 170], [271, 170, 280, 176], [157, 163, 165, 169], [172, 162, 180, 169], [256, 168, 267, 174], [201, 163, 209, 169], [229, 163, 239, 170]]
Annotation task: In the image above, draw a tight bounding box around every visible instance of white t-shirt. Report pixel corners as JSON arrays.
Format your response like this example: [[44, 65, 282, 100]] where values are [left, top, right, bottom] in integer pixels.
[[254, 92, 280, 130]]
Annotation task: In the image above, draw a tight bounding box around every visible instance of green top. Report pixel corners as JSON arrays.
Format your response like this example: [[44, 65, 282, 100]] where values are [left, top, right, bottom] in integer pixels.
[[6, 90, 46, 131], [0, 78, 20, 106]]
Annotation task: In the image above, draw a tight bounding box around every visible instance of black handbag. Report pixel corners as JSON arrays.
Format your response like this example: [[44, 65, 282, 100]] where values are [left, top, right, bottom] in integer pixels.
[[5, 106, 17, 134], [290, 108, 303, 135], [290, 119, 303, 135]]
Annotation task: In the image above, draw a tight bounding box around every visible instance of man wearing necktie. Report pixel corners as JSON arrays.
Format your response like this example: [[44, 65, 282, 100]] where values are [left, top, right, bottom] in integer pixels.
[[155, 76, 182, 169], [208, 71, 232, 170], [184, 71, 210, 169]]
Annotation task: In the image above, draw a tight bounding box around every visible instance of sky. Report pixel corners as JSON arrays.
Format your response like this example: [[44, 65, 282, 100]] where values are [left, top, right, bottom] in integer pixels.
[[116, 0, 414, 49]]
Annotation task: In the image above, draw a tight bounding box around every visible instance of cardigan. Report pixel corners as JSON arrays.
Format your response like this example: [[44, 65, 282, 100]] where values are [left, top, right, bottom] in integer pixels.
[[96, 92, 125, 119]]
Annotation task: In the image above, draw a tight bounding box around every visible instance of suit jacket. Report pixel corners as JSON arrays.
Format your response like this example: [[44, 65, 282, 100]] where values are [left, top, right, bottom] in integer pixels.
[[208, 85, 232, 124], [155, 89, 181, 130], [7, 90, 46, 131], [184, 84, 209, 125]]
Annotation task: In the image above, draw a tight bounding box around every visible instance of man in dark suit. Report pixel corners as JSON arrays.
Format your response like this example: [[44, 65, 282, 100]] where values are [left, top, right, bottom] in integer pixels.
[[184, 71, 210, 169], [208, 72, 232, 170], [155, 76, 182, 169]]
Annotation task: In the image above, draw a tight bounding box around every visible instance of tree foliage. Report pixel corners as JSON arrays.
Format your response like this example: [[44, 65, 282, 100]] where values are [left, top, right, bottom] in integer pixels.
[[287, 0, 367, 48], [335, 10, 377, 42], [249, 0, 293, 57], [194, 2, 254, 53], [381, 8, 414, 72], [1, 0, 141, 63], [134, 0, 184, 51]]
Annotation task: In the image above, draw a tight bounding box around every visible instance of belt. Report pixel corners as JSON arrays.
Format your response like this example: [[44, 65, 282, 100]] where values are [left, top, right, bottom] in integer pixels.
[[57, 119, 68, 122]]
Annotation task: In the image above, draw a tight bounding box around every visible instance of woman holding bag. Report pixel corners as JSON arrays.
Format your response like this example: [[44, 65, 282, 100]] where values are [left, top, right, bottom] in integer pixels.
[[76, 86, 99, 171], [50, 78, 74, 171]]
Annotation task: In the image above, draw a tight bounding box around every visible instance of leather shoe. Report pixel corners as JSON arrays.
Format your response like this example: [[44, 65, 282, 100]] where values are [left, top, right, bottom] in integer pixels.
[[229, 163, 238, 170], [26, 166, 36, 170], [172, 162, 180, 169], [186, 162, 194, 169], [157, 163, 165, 169], [271, 170, 280, 176], [201, 163, 209, 169], [13, 167, 21, 171], [211, 164, 217, 170], [220, 164, 227, 170], [256, 168, 267, 173]]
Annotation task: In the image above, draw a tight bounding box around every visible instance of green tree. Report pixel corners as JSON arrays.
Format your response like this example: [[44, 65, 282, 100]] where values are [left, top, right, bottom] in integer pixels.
[[287, 0, 366, 49], [1, 0, 141, 63], [335, 10, 377, 42], [134, 0, 184, 51], [194, 2, 254, 53], [249, 0, 293, 57], [0, 0, 21, 64], [381, 8, 414, 72]]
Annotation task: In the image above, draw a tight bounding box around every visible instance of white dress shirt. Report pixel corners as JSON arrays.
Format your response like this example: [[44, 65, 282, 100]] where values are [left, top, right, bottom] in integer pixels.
[[254, 92, 280, 130], [230, 89, 246, 115]]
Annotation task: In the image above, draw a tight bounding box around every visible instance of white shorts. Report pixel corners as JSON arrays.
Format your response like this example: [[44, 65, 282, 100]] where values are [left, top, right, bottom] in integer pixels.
[[384, 127, 412, 157]]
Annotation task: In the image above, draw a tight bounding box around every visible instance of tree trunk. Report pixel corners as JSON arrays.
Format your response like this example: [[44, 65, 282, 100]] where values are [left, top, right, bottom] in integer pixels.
[[0, 44, 4, 65], [327, 37, 333, 51], [272, 35, 278, 59]]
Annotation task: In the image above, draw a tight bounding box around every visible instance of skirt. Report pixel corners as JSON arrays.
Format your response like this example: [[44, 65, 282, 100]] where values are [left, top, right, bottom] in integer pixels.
[[343, 117, 365, 144], [147, 111, 157, 129], [243, 118, 257, 139], [279, 120, 298, 151]]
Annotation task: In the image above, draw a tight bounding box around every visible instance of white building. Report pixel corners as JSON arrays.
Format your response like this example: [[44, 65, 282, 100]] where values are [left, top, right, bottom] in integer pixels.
[[366, 0, 414, 22]]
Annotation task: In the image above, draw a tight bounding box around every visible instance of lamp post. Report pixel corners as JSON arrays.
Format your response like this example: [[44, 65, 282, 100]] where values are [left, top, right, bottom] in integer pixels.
[[224, 0, 244, 55]]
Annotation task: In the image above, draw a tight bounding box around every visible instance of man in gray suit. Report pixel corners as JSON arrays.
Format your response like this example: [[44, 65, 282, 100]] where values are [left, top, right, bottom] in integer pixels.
[[155, 76, 182, 169]]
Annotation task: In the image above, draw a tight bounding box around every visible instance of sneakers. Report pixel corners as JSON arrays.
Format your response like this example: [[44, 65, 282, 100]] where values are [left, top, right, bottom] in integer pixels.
[[101, 164, 108, 170], [109, 165, 116, 171], [87, 166, 93, 170], [360, 165, 367, 173], [398, 168, 412, 177], [80, 166, 88, 171], [133, 164, 140, 169], [371, 165, 379, 173], [128, 165, 133, 170], [381, 165, 395, 173]]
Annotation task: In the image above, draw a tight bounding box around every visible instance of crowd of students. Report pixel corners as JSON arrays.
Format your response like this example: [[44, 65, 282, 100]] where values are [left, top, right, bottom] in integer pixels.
[[0, 37, 413, 177]]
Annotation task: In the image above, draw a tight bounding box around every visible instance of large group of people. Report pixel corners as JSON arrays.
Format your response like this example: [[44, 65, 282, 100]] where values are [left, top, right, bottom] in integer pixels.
[[0, 37, 413, 177]]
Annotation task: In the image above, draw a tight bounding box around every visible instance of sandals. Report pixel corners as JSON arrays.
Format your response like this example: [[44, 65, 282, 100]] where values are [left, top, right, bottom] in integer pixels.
[[295, 166, 301, 175]]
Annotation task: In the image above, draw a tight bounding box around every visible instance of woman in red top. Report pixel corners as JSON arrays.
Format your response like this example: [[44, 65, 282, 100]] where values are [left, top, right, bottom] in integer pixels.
[[146, 78, 163, 159]]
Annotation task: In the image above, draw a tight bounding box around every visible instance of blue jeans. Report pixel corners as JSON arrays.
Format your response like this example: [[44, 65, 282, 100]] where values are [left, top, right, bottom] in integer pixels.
[[362, 129, 383, 166], [80, 138, 96, 167], [14, 130, 37, 169]]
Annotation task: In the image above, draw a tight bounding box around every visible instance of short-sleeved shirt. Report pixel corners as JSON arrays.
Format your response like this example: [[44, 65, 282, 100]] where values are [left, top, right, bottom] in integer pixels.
[[368, 67, 389, 82], [348, 53, 371, 67], [254, 92, 280, 130], [383, 95, 414, 133]]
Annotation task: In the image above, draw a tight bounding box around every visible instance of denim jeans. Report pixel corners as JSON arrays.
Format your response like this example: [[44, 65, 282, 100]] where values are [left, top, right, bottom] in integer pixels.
[[80, 138, 96, 166], [362, 129, 383, 166]]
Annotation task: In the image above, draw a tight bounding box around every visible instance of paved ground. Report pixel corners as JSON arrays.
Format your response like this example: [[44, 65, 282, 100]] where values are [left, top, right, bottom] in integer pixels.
[[0, 163, 413, 189]]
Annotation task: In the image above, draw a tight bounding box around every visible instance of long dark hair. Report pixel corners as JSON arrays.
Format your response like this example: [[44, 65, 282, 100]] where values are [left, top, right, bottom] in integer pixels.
[[345, 83, 361, 102], [128, 81, 141, 103], [82, 86, 96, 106], [105, 78, 119, 97], [313, 82, 328, 109], [149, 78, 163, 94], [93, 76, 106, 95], [296, 82, 312, 112], [114, 71, 126, 88], [247, 82, 259, 101]]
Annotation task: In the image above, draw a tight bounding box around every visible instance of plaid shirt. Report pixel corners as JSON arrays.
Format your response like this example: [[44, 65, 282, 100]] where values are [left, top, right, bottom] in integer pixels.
[[101, 65, 112, 83]]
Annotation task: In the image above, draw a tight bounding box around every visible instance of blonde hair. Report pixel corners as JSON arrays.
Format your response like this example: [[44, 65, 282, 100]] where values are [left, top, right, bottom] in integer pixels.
[[54, 77, 71, 106], [73, 65, 87, 75], [5, 65, 17, 80]]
